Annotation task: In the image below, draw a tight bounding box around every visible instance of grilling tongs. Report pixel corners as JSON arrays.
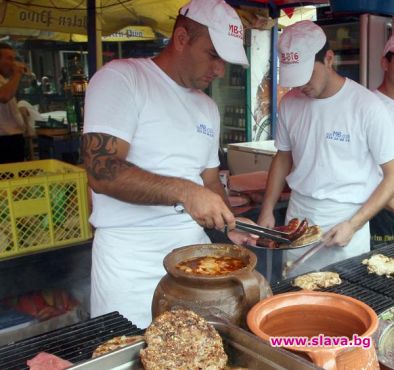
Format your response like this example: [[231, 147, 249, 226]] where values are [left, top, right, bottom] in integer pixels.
[[282, 240, 326, 278], [234, 220, 292, 244]]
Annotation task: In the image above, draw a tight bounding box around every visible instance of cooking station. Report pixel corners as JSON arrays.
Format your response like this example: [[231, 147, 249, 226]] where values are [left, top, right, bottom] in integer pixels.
[[272, 243, 394, 315], [0, 243, 393, 369]]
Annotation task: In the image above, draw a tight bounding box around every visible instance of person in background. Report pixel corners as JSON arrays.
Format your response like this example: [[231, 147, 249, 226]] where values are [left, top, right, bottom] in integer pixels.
[[0, 43, 27, 164], [258, 21, 394, 277], [82, 0, 255, 328], [369, 34, 394, 247]]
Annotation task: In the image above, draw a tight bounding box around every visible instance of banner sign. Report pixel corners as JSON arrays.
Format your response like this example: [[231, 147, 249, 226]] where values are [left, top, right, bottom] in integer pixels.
[[0, 1, 87, 34]]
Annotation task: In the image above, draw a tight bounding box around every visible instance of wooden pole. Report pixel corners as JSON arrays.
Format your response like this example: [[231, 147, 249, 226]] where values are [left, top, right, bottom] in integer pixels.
[[87, 0, 102, 78]]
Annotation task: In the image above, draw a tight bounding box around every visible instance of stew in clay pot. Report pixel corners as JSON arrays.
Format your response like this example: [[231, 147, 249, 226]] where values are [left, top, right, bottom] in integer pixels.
[[151, 243, 272, 327]]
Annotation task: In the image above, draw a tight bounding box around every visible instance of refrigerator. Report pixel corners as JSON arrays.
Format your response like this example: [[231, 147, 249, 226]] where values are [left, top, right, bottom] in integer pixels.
[[318, 14, 393, 89], [209, 28, 273, 148]]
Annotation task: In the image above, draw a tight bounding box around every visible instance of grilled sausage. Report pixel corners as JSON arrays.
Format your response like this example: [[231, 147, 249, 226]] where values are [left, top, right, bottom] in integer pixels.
[[288, 219, 308, 241], [274, 218, 300, 234], [256, 238, 280, 249]]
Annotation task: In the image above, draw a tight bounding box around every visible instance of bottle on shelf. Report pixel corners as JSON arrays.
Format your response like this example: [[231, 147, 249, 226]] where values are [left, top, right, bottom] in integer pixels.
[[230, 67, 238, 86], [239, 107, 245, 128], [66, 101, 78, 134], [234, 106, 239, 127], [223, 106, 230, 127], [228, 106, 234, 126]]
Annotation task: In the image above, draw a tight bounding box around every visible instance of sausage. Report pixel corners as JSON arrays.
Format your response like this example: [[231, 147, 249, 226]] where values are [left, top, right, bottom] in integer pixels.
[[256, 238, 279, 249], [274, 218, 300, 234], [288, 218, 308, 241], [286, 218, 301, 234]]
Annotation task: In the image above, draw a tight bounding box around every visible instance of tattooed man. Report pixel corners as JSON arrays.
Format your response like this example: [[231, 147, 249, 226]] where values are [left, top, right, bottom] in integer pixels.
[[83, 0, 252, 328]]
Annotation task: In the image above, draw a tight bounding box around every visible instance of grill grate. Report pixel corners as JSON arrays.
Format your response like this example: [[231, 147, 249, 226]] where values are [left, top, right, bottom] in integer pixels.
[[271, 278, 394, 314], [271, 244, 394, 315], [323, 244, 394, 298], [0, 311, 143, 370]]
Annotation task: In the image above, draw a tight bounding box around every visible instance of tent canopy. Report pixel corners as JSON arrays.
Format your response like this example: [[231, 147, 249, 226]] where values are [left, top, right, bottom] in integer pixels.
[[0, 0, 328, 42], [1, 0, 392, 41], [0, 0, 186, 38]]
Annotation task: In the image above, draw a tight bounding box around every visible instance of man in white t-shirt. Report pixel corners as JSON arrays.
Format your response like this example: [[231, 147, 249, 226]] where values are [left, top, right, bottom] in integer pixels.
[[83, 0, 254, 328], [0, 43, 27, 163], [370, 35, 394, 246], [257, 21, 394, 277]]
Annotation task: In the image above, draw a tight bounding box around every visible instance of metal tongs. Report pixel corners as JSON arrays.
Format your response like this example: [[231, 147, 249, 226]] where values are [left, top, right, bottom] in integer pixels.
[[282, 240, 326, 278], [234, 220, 292, 244]]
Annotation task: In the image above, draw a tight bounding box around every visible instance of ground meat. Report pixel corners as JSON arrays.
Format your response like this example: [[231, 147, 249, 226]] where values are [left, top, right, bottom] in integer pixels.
[[140, 309, 228, 370], [27, 352, 72, 370]]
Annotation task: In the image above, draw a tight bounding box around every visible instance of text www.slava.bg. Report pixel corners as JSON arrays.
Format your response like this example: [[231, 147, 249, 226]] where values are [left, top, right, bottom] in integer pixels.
[[270, 334, 371, 349]]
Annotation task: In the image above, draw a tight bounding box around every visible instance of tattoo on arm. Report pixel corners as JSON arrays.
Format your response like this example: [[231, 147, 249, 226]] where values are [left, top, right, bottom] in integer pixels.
[[82, 133, 133, 181]]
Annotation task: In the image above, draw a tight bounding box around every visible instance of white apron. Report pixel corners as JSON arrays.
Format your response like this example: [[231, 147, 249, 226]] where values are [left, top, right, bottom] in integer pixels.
[[90, 225, 210, 328], [284, 191, 370, 278]]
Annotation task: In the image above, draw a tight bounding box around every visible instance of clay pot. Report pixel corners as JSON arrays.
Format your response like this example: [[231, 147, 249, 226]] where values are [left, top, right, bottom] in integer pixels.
[[151, 243, 272, 327], [247, 291, 379, 370]]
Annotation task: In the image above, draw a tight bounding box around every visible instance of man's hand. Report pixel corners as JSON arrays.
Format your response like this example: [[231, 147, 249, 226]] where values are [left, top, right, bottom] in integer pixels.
[[19, 106, 30, 119], [322, 220, 358, 247], [183, 185, 235, 231], [227, 217, 259, 246], [257, 211, 275, 229], [12, 61, 27, 76]]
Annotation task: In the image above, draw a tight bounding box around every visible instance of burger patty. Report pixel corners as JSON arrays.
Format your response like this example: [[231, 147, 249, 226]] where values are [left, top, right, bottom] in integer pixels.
[[140, 309, 228, 370]]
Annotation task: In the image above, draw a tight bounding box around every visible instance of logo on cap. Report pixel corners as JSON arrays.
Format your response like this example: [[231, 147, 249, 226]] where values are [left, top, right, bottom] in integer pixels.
[[228, 24, 243, 40], [281, 52, 299, 65]]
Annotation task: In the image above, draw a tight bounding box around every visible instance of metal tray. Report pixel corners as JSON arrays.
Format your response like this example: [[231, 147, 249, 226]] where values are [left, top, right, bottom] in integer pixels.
[[378, 322, 394, 370], [68, 318, 321, 370], [375, 306, 394, 370]]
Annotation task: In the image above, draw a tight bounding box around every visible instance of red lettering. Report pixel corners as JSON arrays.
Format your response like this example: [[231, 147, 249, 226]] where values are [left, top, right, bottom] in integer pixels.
[[281, 52, 299, 63]]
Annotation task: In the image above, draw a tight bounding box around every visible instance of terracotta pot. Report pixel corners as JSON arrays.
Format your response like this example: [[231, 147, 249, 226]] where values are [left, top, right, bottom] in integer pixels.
[[247, 291, 379, 370], [151, 243, 272, 327]]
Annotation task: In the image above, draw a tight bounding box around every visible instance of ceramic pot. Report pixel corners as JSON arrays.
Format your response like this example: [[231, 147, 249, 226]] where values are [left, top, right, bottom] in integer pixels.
[[247, 291, 379, 370], [151, 243, 272, 327]]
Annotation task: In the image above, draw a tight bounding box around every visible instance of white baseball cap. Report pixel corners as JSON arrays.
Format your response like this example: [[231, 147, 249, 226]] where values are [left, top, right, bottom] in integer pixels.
[[179, 0, 249, 68], [383, 35, 394, 56], [278, 20, 327, 87]]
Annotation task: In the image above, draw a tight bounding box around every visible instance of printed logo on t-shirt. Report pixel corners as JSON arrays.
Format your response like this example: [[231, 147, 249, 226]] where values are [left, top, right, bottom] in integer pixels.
[[325, 130, 350, 142], [196, 123, 214, 138]]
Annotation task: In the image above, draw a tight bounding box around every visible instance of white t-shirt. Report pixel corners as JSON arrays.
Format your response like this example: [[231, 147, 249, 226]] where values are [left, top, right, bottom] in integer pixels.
[[84, 58, 220, 228], [0, 75, 24, 135], [373, 89, 394, 114], [276, 78, 394, 204]]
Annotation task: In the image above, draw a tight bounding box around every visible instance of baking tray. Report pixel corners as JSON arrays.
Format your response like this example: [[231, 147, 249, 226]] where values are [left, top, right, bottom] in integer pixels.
[[375, 306, 394, 370], [68, 318, 321, 370]]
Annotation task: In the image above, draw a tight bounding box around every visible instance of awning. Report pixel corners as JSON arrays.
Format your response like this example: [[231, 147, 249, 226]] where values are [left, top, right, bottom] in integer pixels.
[[0, 25, 157, 42], [0, 0, 185, 37]]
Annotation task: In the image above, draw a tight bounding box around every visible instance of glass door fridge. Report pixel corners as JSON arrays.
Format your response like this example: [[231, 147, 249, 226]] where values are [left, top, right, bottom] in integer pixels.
[[210, 63, 248, 148], [209, 28, 273, 148]]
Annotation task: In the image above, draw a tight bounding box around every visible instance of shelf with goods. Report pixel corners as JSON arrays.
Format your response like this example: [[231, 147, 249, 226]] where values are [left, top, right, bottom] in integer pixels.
[[209, 64, 248, 148]]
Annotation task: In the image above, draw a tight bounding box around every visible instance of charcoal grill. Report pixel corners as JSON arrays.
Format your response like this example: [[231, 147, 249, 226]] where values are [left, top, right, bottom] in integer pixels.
[[271, 244, 394, 314], [323, 244, 394, 298], [0, 311, 143, 370]]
